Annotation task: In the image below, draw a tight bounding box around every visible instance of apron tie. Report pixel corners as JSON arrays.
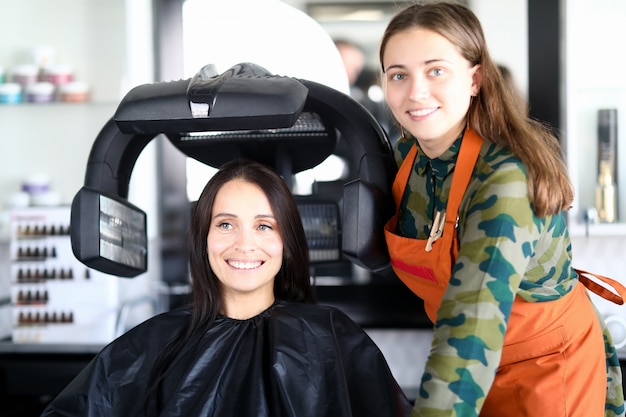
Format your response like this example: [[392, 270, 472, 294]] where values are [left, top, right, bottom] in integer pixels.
[[575, 268, 626, 305]]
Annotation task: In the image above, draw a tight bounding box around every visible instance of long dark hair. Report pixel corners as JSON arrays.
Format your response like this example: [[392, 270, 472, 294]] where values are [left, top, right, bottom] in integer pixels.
[[145, 159, 315, 413], [188, 159, 315, 328], [379, 2, 573, 216]]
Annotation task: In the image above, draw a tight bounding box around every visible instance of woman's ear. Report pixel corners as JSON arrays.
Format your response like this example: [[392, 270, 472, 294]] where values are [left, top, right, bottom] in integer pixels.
[[471, 64, 482, 96]]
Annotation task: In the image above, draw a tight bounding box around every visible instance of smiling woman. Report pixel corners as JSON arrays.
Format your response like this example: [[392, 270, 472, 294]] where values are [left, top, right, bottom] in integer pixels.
[[207, 179, 286, 319], [379, 3, 625, 417], [381, 26, 481, 158], [41, 160, 412, 417]]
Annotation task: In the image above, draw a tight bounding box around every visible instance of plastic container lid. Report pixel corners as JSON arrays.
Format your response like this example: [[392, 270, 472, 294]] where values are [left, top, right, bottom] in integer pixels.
[[21, 173, 51, 194], [24, 82, 55, 102], [6, 192, 30, 208], [58, 81, 90, 102], [12, 64, 39, 84], [41, 64, 74, 85], [0, 82, 22, 103], [0, 83, 21, 95], [58, 80, 89, 94], [25, 82, 55, 95], [31, 190, 62, 207], [41, 63, 73, 75]]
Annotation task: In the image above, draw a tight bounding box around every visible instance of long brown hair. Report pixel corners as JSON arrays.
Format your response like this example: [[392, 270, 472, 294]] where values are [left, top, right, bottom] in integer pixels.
[[379, 2, 573, 216]]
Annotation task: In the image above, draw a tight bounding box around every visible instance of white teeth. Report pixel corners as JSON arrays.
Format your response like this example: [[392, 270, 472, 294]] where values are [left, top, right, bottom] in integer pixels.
[[228, 260, 262, 270], [409, 108, 436, 117]]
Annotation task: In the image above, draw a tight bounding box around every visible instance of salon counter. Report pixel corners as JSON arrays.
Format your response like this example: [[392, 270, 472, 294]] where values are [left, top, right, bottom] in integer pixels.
[[0, 340, 100, 415]]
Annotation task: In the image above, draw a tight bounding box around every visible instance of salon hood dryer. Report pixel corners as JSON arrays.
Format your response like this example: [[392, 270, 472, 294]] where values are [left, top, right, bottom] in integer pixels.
[[69, 62, 396, 278]]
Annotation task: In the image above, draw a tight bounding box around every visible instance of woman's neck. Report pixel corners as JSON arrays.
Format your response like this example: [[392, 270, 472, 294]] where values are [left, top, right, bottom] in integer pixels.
[[221, 293, 276, 320]]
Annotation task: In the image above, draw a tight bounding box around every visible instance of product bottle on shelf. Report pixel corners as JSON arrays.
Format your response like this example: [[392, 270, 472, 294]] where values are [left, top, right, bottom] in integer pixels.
[[595, 108, 618, 223], [596, 160, 617, 223]]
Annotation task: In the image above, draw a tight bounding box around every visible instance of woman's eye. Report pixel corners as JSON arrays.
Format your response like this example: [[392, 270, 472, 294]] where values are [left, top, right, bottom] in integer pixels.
[[389, 73, 405, 82], [217, 222, 232, 230], [429, 68, 445, 77], [258, 224, 273, 232]]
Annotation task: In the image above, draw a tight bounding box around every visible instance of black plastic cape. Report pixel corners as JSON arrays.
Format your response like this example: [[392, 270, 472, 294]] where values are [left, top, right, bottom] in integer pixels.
[[41, 301, 411, 417]]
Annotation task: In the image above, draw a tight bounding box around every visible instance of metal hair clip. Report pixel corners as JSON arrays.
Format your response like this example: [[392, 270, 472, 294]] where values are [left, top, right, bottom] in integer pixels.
[[425, 210, 445, 252]]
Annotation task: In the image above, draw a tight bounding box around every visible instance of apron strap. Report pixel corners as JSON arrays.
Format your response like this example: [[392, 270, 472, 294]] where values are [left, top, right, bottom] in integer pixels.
[[444, 129, 482, 225], [575, 268, 626, 305], [391, 145, 417, 207], [391, 128, 483, 216]]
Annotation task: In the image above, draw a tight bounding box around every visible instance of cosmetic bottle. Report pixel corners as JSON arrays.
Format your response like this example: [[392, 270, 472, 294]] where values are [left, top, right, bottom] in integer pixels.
[[595, 109, 618, 222]]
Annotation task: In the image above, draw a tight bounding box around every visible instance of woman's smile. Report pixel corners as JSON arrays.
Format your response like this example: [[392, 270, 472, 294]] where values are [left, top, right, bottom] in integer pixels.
[[382, 27, 481, 157]]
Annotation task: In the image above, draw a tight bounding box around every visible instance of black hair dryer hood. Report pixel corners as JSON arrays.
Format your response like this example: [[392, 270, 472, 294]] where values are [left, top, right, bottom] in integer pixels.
[[70, 62, 396, 278], [115, 62, 308, 134]]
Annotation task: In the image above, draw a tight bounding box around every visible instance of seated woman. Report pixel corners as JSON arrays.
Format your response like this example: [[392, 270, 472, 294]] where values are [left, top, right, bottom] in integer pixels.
[[41, 160, 411, 417]]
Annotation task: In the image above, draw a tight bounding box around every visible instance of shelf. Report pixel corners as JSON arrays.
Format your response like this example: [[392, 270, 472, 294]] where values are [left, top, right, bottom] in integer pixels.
[[0, 339, 102, 354], [0, 101, 118, 110]]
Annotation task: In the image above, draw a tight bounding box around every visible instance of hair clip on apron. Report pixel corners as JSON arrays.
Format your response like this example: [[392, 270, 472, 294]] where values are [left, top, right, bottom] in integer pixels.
[[425, 210, 446, 252]]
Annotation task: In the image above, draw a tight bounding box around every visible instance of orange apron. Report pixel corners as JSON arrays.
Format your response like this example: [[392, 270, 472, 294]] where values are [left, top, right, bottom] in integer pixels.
[[384, 128, 626, 416]]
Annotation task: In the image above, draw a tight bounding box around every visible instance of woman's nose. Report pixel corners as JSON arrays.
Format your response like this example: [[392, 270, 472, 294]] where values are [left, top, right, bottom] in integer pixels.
[[409, 76, 429, 100], [234, 229, 255, 252]]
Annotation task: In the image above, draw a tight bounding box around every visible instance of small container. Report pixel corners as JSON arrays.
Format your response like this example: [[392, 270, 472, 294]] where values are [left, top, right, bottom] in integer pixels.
[[6, 192, 30, 208], [40, 64, 74, 85], [21, 173, 51, 196], [58, 81, 90, 103], [24, 82, 55, 103], [11, 64, 39, 86], [0, 82, 22, 104], [31, 190, 61, 207]]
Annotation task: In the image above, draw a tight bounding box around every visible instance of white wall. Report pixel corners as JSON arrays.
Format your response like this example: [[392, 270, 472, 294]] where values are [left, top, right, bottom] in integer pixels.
[[470, 0, 528, 96], [564, 0, 626, 226]]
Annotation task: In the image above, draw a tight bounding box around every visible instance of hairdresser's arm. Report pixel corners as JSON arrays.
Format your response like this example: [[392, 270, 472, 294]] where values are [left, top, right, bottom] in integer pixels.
[[412, 157, 536, 416]]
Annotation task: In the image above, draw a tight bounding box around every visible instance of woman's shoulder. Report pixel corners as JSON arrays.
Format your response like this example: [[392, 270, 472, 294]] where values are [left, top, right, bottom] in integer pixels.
[[475, 138, 528, 182], [272, 302, 364, 333], [101, 306, 192, 354], [123, 305, 191, 334], [271, 302, 379, 354], [479, 138, 523, 168]]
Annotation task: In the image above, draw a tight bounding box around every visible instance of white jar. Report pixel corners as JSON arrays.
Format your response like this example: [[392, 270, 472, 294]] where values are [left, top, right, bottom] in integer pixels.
[[11, 64, 39, 86], [24, 82, 55, 103], [40, 64, 74, 86], [0, 82, 22, 104], [58, 81, 90, 102]]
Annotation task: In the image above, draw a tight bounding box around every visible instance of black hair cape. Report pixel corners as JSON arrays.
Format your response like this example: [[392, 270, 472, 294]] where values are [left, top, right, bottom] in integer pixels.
[[41, 301, 411, 417]]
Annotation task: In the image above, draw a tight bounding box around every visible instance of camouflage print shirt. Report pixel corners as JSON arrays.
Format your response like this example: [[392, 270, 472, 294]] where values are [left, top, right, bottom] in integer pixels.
[[394, 132, 582, 416]]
